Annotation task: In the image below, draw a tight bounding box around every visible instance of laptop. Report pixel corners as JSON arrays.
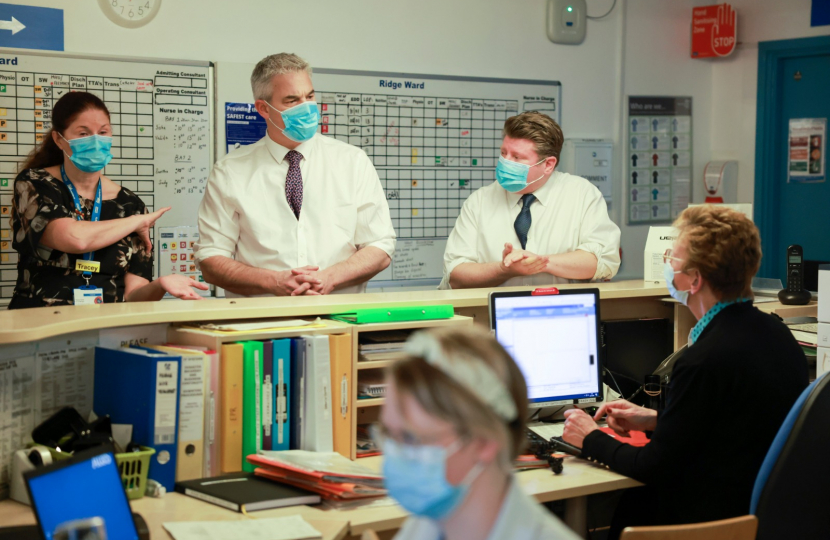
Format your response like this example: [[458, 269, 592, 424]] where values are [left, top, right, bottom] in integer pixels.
[[24, 445, 139, 540]]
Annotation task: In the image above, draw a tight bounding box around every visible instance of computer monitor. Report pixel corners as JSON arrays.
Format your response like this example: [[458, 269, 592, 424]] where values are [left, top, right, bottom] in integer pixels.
[[490, 289, 604, 407], [24, 445, 138, 540]]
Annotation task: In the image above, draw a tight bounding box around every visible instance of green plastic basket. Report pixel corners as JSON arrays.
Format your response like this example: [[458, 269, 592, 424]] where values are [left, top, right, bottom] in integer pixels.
[[45, 445, 155, 500], [116, 447, 155, 500]]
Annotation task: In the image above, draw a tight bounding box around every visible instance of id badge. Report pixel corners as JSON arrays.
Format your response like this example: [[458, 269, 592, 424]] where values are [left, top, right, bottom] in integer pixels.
[[74, 285, 104, 305]]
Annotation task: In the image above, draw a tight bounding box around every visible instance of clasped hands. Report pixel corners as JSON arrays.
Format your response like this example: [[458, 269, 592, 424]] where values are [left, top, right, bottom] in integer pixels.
[[500, 242, 550, 276], [277, 265, 335, 296], [562, 400, 658, 448]]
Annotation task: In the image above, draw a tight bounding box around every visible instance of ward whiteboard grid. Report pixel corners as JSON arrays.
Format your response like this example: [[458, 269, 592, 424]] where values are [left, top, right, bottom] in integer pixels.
[[318, 92, 516, 238]]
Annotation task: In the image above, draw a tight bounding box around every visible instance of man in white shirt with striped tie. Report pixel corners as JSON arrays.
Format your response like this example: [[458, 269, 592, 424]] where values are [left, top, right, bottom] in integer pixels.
[[195, 53, 396, 297], [439, 111, 620, 289]]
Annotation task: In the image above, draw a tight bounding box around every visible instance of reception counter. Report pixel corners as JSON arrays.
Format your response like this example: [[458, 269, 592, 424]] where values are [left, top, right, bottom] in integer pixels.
[[0, 279, 672, 345]]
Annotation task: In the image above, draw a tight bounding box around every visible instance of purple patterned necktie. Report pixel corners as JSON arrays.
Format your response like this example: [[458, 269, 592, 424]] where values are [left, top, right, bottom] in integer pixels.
[[285, 150, 303, 219]]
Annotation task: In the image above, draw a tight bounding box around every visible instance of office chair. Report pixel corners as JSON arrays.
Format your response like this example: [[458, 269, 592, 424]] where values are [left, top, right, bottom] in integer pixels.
[[619, 515, 757, 540], [750, 371, 830, 539]]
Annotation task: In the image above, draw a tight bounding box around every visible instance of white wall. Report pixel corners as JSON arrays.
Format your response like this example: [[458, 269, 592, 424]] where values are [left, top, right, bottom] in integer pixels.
[[6, 0, 828, 281], [615, 0, 714, 278], [709, 0, 830, 204]]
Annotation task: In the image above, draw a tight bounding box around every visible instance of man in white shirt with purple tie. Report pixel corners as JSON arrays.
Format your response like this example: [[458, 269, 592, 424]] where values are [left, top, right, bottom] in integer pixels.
[[195, 53, 396, 297]]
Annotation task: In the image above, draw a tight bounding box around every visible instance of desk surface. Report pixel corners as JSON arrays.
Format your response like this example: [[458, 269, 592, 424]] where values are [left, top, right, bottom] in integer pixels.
[[326, 455, 642, 535], [0, 456, 640, 538], [0, 280, 668, 345], [0, 494, 350, 540]]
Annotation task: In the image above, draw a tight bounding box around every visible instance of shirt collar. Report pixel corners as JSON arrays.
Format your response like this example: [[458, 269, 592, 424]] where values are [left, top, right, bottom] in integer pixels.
[[689, 298, 752, 345], [486, 477, 537, 540], [506, 170, 558, 208], [264, 132, 316, 164]]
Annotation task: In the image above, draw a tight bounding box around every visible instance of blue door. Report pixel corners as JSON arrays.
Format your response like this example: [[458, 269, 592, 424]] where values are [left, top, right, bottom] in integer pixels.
[[756, 37, 830, 282]]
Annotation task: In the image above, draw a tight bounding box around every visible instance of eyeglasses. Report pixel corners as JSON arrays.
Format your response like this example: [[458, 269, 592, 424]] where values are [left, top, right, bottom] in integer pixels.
[[370, 423, 463, 452], [662, 249, 684, 265]]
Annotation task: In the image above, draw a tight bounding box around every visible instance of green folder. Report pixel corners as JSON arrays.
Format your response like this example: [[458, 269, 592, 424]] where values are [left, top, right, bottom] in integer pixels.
[[331, 304, 454, 324], [241, 341, 263, 472]]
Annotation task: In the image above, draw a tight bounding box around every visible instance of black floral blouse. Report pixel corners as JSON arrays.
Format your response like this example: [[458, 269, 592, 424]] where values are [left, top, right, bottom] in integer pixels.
[[9, 168, 153, 309]]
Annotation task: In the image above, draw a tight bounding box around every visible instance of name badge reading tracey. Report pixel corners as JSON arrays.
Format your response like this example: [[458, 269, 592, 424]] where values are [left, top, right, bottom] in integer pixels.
[[75, 260, 101, 273], [74, 286, 104, 305]]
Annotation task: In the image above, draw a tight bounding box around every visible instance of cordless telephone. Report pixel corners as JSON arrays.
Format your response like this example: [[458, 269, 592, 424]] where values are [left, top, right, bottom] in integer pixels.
[[778, 245, 811, 305]]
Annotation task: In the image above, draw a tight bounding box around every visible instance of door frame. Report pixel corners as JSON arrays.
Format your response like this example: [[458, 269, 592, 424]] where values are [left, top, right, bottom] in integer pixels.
[[755, 35, 830, 277]]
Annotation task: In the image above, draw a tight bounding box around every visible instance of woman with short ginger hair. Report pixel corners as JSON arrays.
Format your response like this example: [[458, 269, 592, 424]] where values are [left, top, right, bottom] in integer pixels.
[[562, 205, 808, 538]]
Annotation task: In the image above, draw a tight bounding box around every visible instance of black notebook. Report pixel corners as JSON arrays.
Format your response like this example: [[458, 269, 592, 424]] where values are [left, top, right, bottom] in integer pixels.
[[175, 472, 321, 512]]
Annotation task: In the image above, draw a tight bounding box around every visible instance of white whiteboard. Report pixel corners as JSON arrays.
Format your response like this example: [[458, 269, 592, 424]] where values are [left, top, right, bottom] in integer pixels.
[[215, 62, 561, 287], [0, 51, 214, 305]]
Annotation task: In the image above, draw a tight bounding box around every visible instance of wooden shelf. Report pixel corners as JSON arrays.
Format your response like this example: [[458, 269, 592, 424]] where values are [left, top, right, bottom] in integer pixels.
[[357, 359, 395, 370], [356, 397, 385, 408], [352, 315, 473, 334], [170, 318, 351, 344]]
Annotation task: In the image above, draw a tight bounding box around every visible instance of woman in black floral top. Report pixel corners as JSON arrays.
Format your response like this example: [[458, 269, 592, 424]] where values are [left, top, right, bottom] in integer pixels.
[[9, 91, 207, 309]]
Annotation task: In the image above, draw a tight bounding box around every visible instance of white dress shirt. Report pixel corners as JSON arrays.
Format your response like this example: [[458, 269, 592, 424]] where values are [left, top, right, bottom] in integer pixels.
[[439, 171, 620, 289], [195, 133, 396, 296], [393, 477, 582, 540]]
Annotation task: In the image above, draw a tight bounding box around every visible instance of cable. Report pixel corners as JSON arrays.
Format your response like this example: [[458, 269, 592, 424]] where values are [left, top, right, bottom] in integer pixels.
[[603, 368, 624, 399], [587, 0, 617, 20], [528, 408, 541, 423], [538, 406, 567, 423]]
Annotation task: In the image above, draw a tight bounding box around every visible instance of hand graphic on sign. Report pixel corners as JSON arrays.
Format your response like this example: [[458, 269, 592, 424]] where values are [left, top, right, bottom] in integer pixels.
[[712, 3, 737, 57]]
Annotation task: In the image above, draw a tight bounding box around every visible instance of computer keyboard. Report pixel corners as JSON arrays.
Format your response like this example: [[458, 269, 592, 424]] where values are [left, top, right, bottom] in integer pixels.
[[528, 423, 565, 440]]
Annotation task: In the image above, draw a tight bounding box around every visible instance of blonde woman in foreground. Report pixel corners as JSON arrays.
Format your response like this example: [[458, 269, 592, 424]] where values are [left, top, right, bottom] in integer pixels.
[[374, 326, 581, 540]]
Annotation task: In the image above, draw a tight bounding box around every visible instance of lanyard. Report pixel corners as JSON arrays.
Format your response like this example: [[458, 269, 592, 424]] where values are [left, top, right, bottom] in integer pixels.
[[689, 298, 751, 345], [61, 165, 102, 280]]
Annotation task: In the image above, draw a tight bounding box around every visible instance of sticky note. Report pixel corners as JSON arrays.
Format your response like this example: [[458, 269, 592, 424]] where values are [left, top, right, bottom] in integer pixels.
[[412, 209, 419, 216], [1, 230, 8, 239], [0, 134, 7, 141], [459, 180, 467, 186], [1, 253, 7, 262], [436, 119, 442, 126], [34, 86, 42, 93], [34, 110, 42, 118], [412, 180, 418, 187]]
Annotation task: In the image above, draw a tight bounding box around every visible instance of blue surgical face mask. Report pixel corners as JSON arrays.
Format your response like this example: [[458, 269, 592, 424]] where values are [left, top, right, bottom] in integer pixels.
[[265, 100, 320, 143], [59, 133, 113, 173], [664, 261, 691, 306], [496, 156, 546, 193], [382, 438, 483, 521]]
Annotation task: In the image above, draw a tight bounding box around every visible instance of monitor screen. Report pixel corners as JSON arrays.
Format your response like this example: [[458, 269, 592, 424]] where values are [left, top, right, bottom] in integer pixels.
[[26, 449, 138, 540], [492, 291, 603, 406]]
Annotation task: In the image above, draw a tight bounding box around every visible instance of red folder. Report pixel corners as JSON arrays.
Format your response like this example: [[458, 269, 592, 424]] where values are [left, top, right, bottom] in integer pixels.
[[599, 427, 651, 447]]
